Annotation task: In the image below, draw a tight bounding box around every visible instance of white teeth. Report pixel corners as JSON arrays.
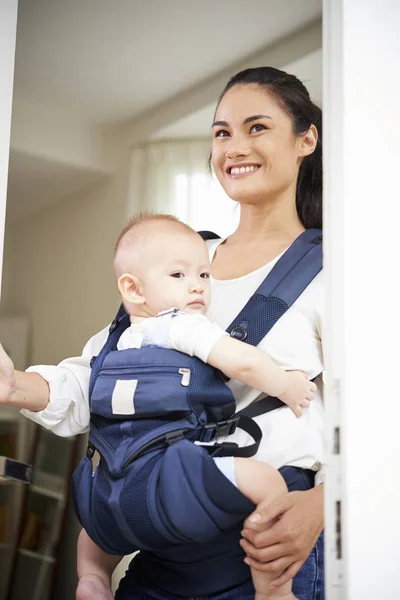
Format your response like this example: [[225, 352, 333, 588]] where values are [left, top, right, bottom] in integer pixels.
[[230, 165, 258, 175]]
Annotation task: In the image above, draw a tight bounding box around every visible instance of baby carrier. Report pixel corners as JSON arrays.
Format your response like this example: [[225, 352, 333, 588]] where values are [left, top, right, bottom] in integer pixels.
[[72, 228, 322, 557]]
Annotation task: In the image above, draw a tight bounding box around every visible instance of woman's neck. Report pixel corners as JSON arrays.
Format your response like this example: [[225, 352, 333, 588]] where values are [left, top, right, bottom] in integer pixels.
[[227, 192, 304, 246]]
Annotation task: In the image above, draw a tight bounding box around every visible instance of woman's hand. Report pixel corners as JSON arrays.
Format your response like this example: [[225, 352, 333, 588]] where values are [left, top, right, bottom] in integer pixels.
[[240, 485, 324, 586], [0, 343, 16, 405]]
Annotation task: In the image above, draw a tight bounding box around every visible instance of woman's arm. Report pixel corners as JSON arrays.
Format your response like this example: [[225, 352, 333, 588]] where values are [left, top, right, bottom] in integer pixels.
[[240, 485, 324, 586]]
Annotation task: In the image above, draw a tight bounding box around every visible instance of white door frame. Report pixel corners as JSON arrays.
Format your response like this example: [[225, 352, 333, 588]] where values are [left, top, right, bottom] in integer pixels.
[[323, 1, 400, 598], [0, 0, 18, 296]]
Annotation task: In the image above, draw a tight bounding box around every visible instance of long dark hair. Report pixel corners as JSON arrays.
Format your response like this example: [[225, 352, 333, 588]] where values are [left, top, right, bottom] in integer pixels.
[[214, 67, 322, 230]]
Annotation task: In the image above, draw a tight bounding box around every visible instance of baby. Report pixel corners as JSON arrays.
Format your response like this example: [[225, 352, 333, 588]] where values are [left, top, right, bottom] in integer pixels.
[[76, 213, 316, 600]]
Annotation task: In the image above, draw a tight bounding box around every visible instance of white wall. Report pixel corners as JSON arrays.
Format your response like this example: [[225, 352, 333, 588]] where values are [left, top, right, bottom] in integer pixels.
[[3, 154, 131, 365]]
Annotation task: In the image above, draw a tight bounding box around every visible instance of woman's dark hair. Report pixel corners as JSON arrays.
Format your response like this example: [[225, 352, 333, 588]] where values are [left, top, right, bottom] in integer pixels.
[[213, 67, 322, 230]]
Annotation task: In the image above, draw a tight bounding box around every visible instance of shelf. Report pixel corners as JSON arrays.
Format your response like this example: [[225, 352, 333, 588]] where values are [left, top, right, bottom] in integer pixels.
[[18, 548, 56, 564], [0, 543, 12, 550], [30, 485, 64, 502]]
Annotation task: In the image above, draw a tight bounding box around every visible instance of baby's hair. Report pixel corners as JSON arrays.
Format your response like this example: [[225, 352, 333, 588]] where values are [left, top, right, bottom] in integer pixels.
[[113, 213, 199, 280], [114, 213, 198, 262], [114, 213, 196, 258]]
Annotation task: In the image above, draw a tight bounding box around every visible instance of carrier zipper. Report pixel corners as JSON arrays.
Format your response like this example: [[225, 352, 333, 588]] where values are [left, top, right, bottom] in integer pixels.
[[178, 368, 191, 386]]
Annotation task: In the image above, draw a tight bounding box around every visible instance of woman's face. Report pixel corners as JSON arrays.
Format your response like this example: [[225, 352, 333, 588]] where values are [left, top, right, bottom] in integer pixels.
[[211, 84, 309, 205]]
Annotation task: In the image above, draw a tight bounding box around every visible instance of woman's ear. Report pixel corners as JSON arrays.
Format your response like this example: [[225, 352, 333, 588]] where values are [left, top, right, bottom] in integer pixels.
[[117, 273, 145, 306], [299, 124, 318, 158]]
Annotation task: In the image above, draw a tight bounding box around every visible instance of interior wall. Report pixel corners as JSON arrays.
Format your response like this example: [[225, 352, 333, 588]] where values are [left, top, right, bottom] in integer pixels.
[[3, 154, 131, 366], [0, 152, 133, 600]]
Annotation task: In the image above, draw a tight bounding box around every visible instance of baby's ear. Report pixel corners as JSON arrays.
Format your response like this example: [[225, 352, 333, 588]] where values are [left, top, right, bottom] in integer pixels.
[[117, 273, 145, 305]]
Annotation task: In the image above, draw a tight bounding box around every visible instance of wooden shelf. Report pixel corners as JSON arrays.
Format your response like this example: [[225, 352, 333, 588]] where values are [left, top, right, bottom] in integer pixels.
[[30, 485, 64, 502], [18, 548, 56, 564]]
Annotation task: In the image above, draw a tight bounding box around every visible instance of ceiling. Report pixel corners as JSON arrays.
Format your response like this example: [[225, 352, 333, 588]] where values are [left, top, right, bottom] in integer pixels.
[[14, 0, 322, 126], [152, 49, 322, 140], [7, 0, 322, 222]]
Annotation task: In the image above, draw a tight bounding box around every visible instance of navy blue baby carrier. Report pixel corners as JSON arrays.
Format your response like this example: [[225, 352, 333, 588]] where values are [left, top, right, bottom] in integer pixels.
[[72, 229, 322, 561]]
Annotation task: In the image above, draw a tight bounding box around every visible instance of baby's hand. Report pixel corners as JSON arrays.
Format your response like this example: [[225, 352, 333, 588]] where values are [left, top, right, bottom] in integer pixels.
[[0, 343, 16, 406], [277, 371, 317, 417]]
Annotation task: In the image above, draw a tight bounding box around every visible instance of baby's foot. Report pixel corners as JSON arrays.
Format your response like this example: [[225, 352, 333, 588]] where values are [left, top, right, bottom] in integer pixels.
[[76, 574, 114, 600]]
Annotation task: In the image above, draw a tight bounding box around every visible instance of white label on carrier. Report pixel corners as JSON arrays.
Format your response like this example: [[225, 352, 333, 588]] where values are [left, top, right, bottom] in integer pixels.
[[111, 379, 138, 415]]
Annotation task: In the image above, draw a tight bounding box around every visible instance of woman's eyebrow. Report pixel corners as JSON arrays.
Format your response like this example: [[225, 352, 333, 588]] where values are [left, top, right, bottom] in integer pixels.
[[212, 114, 272, 128], [243, 114, 272, 124]]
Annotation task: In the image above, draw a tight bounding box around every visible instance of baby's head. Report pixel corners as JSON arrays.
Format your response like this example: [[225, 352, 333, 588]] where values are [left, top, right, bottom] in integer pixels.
[[114, 214, 212, 318]]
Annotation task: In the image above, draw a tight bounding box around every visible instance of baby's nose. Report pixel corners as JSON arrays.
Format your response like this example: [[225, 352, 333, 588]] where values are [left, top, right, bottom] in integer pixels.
[[189, 279, 203, 293]]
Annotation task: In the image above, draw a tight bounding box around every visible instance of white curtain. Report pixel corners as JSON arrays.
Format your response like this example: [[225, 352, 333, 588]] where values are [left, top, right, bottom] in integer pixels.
[[127, 140, 239, 238]]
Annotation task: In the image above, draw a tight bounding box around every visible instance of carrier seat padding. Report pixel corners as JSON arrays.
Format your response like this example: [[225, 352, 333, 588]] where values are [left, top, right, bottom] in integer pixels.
[[148, 439, 255, 544]]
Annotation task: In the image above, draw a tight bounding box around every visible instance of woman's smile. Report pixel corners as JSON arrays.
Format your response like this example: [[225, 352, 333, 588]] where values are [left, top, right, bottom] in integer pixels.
[[226, 163, 261, 178]]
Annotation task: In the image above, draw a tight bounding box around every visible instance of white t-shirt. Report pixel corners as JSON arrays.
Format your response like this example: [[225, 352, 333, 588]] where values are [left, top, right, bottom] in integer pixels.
[[118, 311, 227, 363], [22, 238, 324, 482]]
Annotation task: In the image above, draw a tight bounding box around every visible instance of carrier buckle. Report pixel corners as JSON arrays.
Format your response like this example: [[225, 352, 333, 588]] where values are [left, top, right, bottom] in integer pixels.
[[208, 441, 239, 457], [201, 416, 239, 440], [86, 442, 96, 460]]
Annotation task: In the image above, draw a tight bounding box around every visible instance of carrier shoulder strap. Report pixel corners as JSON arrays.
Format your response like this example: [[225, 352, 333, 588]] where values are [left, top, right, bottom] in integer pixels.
[[89, 304, 130, 399], [230, 228, 322, 422], [210, 228, 322, 457], [226, 228, 322, 346]]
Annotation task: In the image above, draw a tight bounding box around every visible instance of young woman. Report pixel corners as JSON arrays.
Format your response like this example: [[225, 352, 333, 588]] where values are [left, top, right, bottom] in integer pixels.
[[0, 66, 324, 600]]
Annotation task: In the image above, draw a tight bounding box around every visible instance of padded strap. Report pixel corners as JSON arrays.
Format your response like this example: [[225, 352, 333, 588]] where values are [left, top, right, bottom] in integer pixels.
[[117, 413, 263, 466], [89, 304, 130, 399], [226, 229, 322, 347]]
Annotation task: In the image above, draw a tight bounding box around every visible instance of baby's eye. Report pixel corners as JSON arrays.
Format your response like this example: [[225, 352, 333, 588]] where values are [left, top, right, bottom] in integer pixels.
[[170, 272, 185, 279], [200, 272, 210, 279], [250, 123, 267, 134], [214, 129, 230, 138]]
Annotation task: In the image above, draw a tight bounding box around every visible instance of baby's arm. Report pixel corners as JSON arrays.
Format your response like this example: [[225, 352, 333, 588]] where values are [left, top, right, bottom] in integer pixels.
[[207, 336, 316, 417], [0, 343, 50, 411]]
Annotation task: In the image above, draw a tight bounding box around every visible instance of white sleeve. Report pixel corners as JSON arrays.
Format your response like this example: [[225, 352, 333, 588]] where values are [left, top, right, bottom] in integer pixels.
[[165, 313, 228, 363], [20, 325, 109, 437]]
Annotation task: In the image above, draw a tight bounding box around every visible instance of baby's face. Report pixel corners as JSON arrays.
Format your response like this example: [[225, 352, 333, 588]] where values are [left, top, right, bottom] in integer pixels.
[[137, 231, 212, 317]]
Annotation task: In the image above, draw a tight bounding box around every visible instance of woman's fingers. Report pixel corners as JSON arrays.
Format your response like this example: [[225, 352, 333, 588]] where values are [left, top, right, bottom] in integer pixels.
[[269, 560, 304, 587]]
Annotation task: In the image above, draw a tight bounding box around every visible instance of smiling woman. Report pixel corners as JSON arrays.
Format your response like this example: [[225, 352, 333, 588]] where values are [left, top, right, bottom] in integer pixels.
[[211, 69, 322, 231]]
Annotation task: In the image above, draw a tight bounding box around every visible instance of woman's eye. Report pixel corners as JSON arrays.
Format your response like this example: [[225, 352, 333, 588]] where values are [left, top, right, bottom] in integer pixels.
[[171, 272, 184, 279], [214, 129, 230, 138], [250, 123, 267, 133], [200, 272, 210, 279]]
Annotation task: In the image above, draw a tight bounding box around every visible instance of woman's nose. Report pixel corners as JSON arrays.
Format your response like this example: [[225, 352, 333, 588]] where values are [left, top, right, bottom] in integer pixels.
[[226, 136, 251, 159]]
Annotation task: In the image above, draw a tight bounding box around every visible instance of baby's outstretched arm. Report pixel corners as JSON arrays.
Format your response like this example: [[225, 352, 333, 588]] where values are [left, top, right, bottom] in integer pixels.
[[0, 343, 50, 411], [207, 336, 316, 417]]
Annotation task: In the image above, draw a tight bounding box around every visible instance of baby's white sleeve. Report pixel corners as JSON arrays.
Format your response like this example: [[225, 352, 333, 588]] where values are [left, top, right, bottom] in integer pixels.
[[164, 313, 228, 362]]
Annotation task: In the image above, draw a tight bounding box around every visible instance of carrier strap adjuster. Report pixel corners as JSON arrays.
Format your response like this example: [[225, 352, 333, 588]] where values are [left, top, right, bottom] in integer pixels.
[[200, 416, 240, 441], [164, 430, 186, 446]]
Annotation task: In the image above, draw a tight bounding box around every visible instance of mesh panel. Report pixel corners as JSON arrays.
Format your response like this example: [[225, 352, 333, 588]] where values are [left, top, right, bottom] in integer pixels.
[[92, 415, 123, 450], [119, 455, 162, 547], [189, 360, 233, 419], [92, 465, 123, 550], [129, 418, 170, 437], [228, 296, 287, 346]]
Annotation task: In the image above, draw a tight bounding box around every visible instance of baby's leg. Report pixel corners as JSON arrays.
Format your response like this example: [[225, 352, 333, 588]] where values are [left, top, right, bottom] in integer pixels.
[[234, 458, 297, 600], [76, 528, 121, 600]]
